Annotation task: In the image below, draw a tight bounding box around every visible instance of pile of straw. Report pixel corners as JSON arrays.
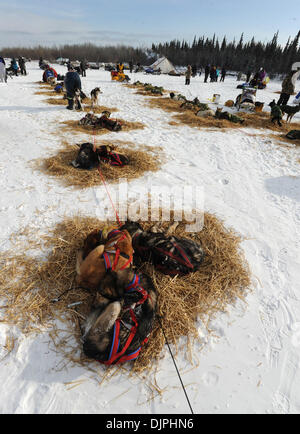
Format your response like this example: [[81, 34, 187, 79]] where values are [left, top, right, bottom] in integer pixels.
[[60, 119, 145, 136], [0, 213, 251, 376], [31, 141, 163, 188], [147, 97, 300, 132]]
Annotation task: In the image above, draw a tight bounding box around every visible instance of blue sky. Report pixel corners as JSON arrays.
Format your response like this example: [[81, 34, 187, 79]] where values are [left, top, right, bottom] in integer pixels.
[[0, 0, 299, 48]]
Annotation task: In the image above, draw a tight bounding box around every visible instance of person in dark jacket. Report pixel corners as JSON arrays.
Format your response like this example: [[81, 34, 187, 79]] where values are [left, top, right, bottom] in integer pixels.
[[277, 69, 300, 106], [18, 57, 26, 75], [204, 65, 210, 83], [129, 60, 133, 73], [80, 60, 87, 77], [220, 67, 226, 82], [210, 65, 217, 82], [64, 67, 82, 110], [192, 64, 197, 77]]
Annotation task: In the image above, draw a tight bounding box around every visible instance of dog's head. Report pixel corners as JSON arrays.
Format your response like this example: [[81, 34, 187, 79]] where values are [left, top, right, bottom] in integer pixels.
[[96, 268, 135, 302], [120, 221, 143, 237], [71, 142, 98, 170], [101, 110, 111, 118], [268, 100, 276, 108]]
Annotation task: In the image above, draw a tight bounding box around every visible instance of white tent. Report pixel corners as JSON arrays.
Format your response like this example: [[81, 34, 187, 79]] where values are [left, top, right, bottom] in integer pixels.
[[150, 57, 176, 74]]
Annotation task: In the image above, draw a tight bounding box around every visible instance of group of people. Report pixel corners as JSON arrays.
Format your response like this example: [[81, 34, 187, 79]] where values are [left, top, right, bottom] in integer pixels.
[[185, 64, 227, 85], [0, 56, 27, 83]]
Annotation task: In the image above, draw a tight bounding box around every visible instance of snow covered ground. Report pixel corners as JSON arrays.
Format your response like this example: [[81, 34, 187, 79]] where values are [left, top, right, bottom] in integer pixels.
[[0, 62, 299, 414]]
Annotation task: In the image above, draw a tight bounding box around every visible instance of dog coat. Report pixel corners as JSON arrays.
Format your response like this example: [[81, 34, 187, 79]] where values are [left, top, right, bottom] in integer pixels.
[[99, 274, 150, 365], [132, 232, 205, 276], [102, 230, 133, 272]]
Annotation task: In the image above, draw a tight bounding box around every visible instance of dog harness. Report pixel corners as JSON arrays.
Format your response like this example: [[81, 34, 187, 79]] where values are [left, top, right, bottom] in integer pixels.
[[100, 274, 149, 365], [132, 232, 195, 276], [102, 229, 133, 272], [100, 151, 126, 167]]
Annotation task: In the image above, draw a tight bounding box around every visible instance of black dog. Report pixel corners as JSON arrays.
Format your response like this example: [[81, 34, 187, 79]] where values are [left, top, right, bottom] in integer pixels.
[[269, 100, 283, 127], [120, 221, 205, 276], [71, 143, 129, 170], [280, 104, 300, 123], [81, 268, 157, 364], [286, 130, 300, 140], [71, 143, 99, 170]]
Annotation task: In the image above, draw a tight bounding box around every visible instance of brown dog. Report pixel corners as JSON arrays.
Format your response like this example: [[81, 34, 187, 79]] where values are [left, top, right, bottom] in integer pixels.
[[76, 229, 133, 291]]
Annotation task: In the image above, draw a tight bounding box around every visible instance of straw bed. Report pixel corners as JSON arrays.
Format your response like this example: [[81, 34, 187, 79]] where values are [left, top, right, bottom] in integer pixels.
[[147, 97, 300, 132], [0, 213, 251, 376], [31, 140, 163, 188], [60, 119, 145, 136]]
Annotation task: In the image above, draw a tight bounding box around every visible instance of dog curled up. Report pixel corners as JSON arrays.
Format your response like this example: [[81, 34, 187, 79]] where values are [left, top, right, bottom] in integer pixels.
[[81, 268, 157, 364], [79, 111, 122, 131], [71, 143, 129, 170], [76, 228, 134, 292], [120, 221, 205, 276]]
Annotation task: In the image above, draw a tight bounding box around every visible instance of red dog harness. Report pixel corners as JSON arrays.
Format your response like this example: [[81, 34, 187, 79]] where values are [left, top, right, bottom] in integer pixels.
[[100, 151, 126, 167], [132, 232, 194, 276], [100, 274, 149, 365], [102, 230, 133, 272]]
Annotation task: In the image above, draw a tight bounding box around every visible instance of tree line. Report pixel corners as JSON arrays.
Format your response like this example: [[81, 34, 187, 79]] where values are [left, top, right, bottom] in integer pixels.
[[151, 31, 300, 75], [0, 43, 150, 65], [1, 31, 300, 74]]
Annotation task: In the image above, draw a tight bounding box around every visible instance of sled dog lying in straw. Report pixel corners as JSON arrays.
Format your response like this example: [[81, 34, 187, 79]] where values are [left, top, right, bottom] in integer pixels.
[[76, 228, 134, 292], [71, 143, 129, 170], [79, 111, 122, 131], [90, 87, 103, 108], [120, 221, 205, 276], [286, 130, 300, 140], [215, 108, 244, 124], [47, 76, 56, 85], [169, 92, 186, 101], [81, 268, 157, 364]]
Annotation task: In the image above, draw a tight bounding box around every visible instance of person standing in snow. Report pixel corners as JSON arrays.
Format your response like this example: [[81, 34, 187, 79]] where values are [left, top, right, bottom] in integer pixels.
[[0, 56, 6, 83], [220, 67, 227, 82], [11, 58, 19, 76], [19, 57, 27, 75], [185, 65, 192, 85], [80, 59, 87, 77], [192, 64, 197, 77], [277, 69, 300, 106], [210, 65, 217, 82], [204, 65, 210, 83], [64, 66, 82, 110]]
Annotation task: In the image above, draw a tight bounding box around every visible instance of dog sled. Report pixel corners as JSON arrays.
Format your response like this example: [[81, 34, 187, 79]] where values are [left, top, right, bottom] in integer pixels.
[[235, 87, 257, 110], [111, 71, 130, 82]]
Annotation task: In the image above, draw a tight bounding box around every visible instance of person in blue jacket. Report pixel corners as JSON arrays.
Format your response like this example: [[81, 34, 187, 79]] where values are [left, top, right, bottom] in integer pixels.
[[11, 58, 19, 76], [64, 66, 82, 110]]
